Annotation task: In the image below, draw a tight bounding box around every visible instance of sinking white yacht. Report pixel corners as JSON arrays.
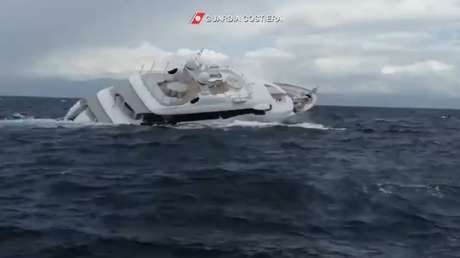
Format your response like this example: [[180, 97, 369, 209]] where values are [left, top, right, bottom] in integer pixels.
[[65, 53, 317, 125]]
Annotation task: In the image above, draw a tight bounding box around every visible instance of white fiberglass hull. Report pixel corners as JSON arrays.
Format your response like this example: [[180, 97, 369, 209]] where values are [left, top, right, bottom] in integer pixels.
[[65, 59, 317, 125], [65, 83, 317, 125]]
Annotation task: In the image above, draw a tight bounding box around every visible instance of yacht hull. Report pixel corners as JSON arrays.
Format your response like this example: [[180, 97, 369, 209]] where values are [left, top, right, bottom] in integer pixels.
[[65, 59, 317, 125], [65, 82, 317, 125]]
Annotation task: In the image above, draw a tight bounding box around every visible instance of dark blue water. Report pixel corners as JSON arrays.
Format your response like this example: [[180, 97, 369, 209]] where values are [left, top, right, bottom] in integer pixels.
[[1, 96, 460, 258]]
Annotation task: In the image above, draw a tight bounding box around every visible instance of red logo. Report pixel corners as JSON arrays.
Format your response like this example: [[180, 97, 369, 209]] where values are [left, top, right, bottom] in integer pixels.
[[191, 12, 206, 25]]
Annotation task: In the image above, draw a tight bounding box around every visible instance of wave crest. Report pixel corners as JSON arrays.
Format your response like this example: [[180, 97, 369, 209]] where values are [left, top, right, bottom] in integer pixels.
[[0, 117, 341, 131]]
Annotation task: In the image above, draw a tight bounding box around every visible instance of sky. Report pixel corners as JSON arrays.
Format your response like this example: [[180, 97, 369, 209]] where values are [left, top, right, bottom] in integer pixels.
[[1, 0, 460, 108]]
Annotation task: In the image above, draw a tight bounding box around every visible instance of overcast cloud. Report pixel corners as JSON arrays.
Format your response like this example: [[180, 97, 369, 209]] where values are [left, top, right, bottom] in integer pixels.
[[1, 0, 460, 108]]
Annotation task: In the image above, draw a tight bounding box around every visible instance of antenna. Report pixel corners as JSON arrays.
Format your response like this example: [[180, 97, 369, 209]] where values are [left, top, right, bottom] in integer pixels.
[[197, 48, 204, 57], [149, 59, 155, 72], [163, 61, 170, 72], [311, 74, 320, 92], [139, 64, 145, 74]]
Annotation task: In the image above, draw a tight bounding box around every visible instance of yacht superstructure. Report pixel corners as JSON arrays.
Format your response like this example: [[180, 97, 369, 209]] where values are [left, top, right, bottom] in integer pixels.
[[65, 54, 317, 125]]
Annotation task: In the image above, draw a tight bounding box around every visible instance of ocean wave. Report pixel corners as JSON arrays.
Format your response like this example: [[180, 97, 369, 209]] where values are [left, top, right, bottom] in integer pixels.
[[169, 120, 345, 131], [0, 117, 341, 131], [0, 118, 110, 128], [3, 97, 460, 258]]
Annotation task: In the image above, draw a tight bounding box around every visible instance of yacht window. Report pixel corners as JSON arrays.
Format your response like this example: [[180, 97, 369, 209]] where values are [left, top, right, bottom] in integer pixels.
[[168, 68, 178, 74], [124, 102, 135, 114], [114, 93, 135, 118], [122, 102, 135, 118], [190, 97, 200, 104]]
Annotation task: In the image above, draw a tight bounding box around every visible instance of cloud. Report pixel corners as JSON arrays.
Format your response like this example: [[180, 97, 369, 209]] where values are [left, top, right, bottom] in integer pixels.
[[28, 42, 170, 80], [28, 42, 229, 80], [314, 56, 384, 75], [176, 48, 229, 61], [381, 60, 453, 75], [2, 0, 460, 107], [244, 48, 294, 59], [277, 0, 460, 28]]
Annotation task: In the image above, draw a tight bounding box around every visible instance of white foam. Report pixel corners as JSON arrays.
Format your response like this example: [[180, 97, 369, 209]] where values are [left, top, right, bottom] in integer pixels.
[[0, 118, 107, 128], [378, 185, 393, 195], [170, 119, 344, 131], [376, 182, 446, 199], [0, 117, 343, 131], [225, 120, 331, 130]]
